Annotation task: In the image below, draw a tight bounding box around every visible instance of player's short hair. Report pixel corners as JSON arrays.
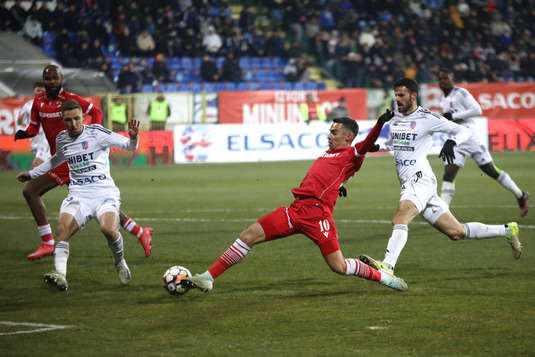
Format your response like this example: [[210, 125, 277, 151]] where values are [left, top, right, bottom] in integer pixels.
[[33, 81, 44, 89], [439, 68, 454, 78], [393, 77, 419, 94], [333, 116, 359, 138], [61, 99, 82, 114]]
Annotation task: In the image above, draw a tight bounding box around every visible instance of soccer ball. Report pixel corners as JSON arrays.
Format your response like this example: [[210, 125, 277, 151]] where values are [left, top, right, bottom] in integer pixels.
[[162, 266, 192, 296]]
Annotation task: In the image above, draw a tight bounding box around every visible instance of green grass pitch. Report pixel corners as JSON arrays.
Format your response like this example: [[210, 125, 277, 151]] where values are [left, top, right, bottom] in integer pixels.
[[0, 151, 533, 356]]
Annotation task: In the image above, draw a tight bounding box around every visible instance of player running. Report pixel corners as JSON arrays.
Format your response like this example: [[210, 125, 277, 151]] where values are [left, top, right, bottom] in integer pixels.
[[437, 68, 529, 217], [17, 100, 140, 291], [185, 114, 409, 293], [17, 81, 50, 168], [14, 65, 152, 260], [359, 77, 521, 276]]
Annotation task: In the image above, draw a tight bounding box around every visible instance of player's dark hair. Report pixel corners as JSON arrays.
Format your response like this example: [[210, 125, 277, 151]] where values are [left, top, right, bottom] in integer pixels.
[[33, 81, 44, 89], [333, 116, 359, 138], [439, 68, 454, 79], [393, 77, 419, 94], [61, 99, 82, 113]]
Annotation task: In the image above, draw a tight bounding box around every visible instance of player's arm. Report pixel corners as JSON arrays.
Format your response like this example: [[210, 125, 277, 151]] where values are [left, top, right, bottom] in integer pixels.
[[17, 152, 64, 182], [355, 109, 393, 154], [99, 120, 139, 152], [75, 95, 103, 124], [15, 101, 39, 140], [449, 90, 482, 120]]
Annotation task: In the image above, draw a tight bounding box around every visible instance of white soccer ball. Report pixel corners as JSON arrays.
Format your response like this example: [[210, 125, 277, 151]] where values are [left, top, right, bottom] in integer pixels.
[[162, 265, 192, 296]]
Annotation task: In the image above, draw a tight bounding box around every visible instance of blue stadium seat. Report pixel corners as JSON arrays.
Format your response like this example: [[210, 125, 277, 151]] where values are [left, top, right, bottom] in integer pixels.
[[305, 81, 316, 90], [165, 83, 177, 92], [239, 56, 249, 69], [43, 31, 56, 44], [193, 57, 202, 68], [250, 57, 261, 69], [168, 57, 181, 70], [146, 57, 155, 67], [110, 57, 121, 70], [237, 82, 248, 90], [202, 82, 214, 92], [283, 82, 293, 90], [261, 57, 272, 68], [190, 83, 201, 92], [271, 82, 282, 90], [272, 57, 283, 68], [225, 82, 236, 90], [293, 82, 304, 90], [141, 84, 153, 93], [255, 70, 267, 82], [266, 69, 279, 81], [181, 57, 193, 69], [248, 82, 260, 90], [214, 82, 225, 91], [216, 56, 225, 68], [316, 82, 327, 90], [177, 82, 189, 91], [259, 82, 270, 90]]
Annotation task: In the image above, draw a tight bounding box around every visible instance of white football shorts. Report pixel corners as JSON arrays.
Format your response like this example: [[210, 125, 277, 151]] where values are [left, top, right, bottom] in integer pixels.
[[60, 193, 121, 229], [399, 171, 449, 225]]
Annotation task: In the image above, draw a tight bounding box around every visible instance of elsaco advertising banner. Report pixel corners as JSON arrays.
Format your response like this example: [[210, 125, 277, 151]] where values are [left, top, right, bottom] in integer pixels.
[[218, 89, 368, 124]]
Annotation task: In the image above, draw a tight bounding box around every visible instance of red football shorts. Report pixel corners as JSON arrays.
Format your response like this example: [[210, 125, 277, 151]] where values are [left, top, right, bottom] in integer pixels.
[[258, 198, 340, 257], [45, 161, 69, 186]]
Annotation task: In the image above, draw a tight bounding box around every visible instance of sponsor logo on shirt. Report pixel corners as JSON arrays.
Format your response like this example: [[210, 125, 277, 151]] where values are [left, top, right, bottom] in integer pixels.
[[69, 174, 107, 186], [395, 159, 417, 166]]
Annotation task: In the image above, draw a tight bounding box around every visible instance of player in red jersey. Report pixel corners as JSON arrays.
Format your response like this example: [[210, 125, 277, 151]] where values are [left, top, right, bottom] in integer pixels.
[[15, 65, 153, 260], [185, 112, 409, 293]]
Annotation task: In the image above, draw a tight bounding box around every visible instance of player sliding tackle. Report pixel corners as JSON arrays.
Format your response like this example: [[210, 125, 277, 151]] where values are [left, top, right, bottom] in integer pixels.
[[17, 100, 140, 291], [185, 112, 409, 293]]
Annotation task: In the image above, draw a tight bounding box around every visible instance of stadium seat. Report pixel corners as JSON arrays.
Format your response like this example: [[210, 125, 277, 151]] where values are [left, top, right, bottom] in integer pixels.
[[225, 82, 236, 90], [193, 57, 202, 68], [165, 83, 177, 92], [181, 57, 193, 69], [237, 82, 248, 90], [259, 82, 270, 90], [255, 69, 268, 82], [202, 82, 214, 92], [214, 82, 225, 91], [272, 57, 283, 68], [261, 57, 272, 68], [293, 82, 305, 90], [189, 83, 200, 92], [141, 84, 153, 93], [271, 82, 282, 90], [216, 56, 225, 68], [248, 82, 260, 90], [283, 82, 293, 90], [305, 81, 316, 90], [146, 57, 155, 67], [110, 57, 121, 70], [177, 82, 189, 91], [316, 82, 327, 90], [250, 57, 261, 69], [168, 57, 181, 70]]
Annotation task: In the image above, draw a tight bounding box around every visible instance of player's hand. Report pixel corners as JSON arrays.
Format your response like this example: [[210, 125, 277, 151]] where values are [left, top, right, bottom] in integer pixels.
[[439, 139, 456, 164], [14, 130, 29, 141], [339, 186, 347, 197], [16, 171, 31, 182], [369, 144, 380, 152], [443, 112, 453, 121], [378, 109, 394, 125], [127, 119, 140, 139]]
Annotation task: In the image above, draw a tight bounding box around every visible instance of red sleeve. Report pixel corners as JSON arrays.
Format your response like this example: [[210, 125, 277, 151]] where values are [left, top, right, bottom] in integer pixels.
[[74, 94, 103, 124], [25, 99, 40, 137], [354, 121, 383, 155]]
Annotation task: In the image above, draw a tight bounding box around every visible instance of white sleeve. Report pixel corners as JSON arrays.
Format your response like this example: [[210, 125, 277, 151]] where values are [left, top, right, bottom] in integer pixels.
[[96, 125, 139, 152], [452, 89, 482, 120], [29, 138, 66, 178]]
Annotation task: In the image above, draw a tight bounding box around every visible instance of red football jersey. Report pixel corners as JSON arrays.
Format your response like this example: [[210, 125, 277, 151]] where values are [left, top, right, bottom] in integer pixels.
[[27, 89, 103, 154], [291, 122, 382, 212]]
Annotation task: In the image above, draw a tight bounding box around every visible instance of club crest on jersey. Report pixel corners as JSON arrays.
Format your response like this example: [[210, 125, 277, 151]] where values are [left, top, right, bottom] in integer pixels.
[[410, 121, 416, 129], [81, 141, 88, 150]]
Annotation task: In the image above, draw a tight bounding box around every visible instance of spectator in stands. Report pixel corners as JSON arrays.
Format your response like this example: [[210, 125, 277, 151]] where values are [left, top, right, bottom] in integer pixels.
[[34, 1, 51, 31], [238, 5, 255, 32], [137, 29, 156, 57], [342, 52, 367, 88], [64, 4, 80, 32], [89, 17, 110, 47], [9, 0, 26, 31], [22, 16, 43, 47], [147, 94, 171, 131], [117, 63, 141, 94], [283, 58, 299, 82], [300, 93, 326, 124], [74, 41, 93, 68], [134, 57, 155, 85], [49, 2, 66, 32], [327, 97, 350, 122], [89, 39, 105, 62], [265, 31, 286, 58], [152, 53, 171, 83], [0, 1, 15, 31], [221, 52, 241, 83], [181, 27, 203, 57], [117, 31, 137, 57], [99, 61, 115, 82], [201, 54, 220, 82], [248, 27, 266, 57], [202, 25, 223, 54]]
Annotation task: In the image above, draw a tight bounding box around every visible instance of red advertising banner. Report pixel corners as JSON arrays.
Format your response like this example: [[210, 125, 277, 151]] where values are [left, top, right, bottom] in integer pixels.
[[424, 83, 535, 119], [0, 95, 102, 136], [219, 89, 368, 124], [488, 118, 535, 152]]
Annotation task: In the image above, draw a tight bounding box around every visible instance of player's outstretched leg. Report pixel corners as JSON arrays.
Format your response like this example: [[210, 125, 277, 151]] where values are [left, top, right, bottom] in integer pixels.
[[120, 214, 153, 257], [378, 269, 408, 292], [116, 260, 131, 286], [44, 271, 68, 291], [184, 272, 214, 293], [518, 191, 529, 217], [28, 241, 54, 260], [359, 255, 394, 274], [506, 222, 522, 259]]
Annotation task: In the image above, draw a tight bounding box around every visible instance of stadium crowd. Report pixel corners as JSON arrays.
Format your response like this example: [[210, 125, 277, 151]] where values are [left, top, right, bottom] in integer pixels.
[[1, 0, 534, 92]]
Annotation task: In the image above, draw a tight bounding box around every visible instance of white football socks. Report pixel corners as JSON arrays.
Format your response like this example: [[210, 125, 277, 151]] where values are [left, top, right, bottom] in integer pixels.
[[383, 224, 409, 269], [54, 241, 70, 276]]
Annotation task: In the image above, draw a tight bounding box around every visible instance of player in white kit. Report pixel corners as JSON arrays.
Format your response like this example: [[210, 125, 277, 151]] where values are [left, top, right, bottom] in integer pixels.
[[438, 69, 529, 217], [17, 81, 50, 168], [359, 78, 521, 276], [17, 100, 140, 291]]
